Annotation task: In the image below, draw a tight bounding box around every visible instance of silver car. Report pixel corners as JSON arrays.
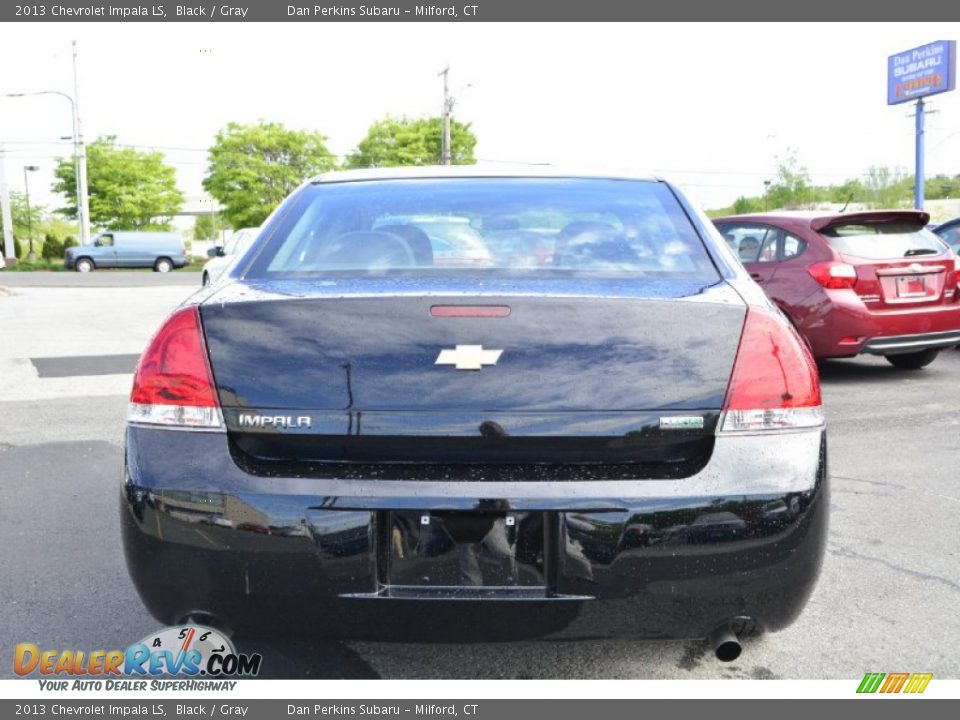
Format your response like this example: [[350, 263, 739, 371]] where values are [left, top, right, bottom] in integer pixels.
[[201, 228, 258, 286]]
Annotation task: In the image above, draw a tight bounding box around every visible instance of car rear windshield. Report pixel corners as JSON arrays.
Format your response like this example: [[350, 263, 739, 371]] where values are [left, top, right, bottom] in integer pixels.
[[243, 178, 719, 281], [819, 221, 947, 260]]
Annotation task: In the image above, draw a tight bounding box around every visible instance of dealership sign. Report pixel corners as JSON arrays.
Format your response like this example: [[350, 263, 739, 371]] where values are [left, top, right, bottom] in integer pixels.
[[887, 40, 956, 105]]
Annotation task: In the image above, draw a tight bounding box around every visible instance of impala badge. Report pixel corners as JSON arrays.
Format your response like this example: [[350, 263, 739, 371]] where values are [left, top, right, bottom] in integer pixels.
[[435, 345, 503, 371]]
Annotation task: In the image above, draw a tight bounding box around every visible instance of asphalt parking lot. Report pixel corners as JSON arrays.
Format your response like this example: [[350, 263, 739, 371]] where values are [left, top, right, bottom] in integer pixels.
[[1, 276, 958, 679], [0, 271, 200, 288]]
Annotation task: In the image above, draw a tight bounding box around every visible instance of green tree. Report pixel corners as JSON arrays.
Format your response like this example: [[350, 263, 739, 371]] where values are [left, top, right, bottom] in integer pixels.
[[39, 215, 80, 244], [829, 178, 868, 206], [344, 116, 477, 168], [732, 195, 763, 214], [863, 166, 911, 208], [923, 174, 960, 201], [707, 159, 960, 217], [766, 150, 813, 210], [53, 136, 184, 230], [194, 213, 226, 243], [0, 191, 44, 257], [203, 121, 336, 229]]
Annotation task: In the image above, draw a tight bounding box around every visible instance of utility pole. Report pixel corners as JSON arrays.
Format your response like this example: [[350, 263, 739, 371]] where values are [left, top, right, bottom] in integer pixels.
[[439, 65, 452, 165], [23, 166, 39, 262], [73, 40, 91, 245], [0, 147, 14, 260]]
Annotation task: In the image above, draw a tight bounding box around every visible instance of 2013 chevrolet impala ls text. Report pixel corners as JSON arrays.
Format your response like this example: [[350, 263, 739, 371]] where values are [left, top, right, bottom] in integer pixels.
[[121, 167, 827, 661]]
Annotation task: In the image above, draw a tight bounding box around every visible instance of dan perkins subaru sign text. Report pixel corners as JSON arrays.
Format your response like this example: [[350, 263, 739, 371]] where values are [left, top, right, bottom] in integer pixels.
[[888, 40, 956, 105]]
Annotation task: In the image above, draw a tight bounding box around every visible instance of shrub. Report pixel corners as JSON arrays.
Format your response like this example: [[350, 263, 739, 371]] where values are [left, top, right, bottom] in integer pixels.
[[42, 234, 65, 261], [64, 236, 78, 248]]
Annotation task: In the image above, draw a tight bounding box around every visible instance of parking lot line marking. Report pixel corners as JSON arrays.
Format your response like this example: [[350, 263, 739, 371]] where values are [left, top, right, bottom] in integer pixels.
[[31, 354, 141, 378]]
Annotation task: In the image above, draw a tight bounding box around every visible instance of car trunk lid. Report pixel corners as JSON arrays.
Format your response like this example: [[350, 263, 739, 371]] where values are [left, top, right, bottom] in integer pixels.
[[199, 279, 746, 478]]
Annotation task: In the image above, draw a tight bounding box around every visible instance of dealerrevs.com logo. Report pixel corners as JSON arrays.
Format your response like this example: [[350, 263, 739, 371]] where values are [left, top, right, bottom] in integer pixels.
[[14, 625, 262, 689]]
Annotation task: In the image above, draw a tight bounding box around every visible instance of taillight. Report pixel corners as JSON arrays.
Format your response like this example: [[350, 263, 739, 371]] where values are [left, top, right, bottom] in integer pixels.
[[807, 261, 857, 289], [128, 306, 222, 429], [720, 308, 824, 433]]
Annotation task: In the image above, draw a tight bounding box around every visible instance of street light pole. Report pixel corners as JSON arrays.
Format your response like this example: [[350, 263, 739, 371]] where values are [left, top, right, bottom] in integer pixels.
[[1, 90, 85, 242], [23, 165, 39, 263], [439, 65, 452, 165], [437, 67, 472, 166], [73, 40, 92, 246]]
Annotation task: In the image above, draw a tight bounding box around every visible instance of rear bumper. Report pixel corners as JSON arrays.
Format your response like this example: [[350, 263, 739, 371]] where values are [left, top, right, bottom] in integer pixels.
[[861, 329, 960, 355], [121, 426, 828, 641], [800, 290, 960, 357]]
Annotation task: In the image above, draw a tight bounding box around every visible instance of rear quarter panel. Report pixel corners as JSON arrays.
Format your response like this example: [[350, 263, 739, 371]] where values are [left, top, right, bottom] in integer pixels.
[[762, 221, 834, 334]]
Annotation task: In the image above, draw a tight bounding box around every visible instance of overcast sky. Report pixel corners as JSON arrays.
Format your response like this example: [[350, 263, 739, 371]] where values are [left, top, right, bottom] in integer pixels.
[[1, 22, 959, 217]]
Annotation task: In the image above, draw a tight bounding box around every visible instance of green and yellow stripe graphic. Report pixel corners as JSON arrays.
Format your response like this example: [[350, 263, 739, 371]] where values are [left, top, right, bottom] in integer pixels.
[[902, 673, 934, 693], [857, 672, 932, 694]]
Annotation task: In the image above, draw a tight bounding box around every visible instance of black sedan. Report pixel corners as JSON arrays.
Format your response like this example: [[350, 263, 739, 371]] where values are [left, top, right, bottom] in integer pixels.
[[121, 167, 827, 662]]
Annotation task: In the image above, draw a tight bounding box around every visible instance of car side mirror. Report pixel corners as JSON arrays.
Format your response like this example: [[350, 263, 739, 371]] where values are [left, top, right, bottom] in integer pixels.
[[207, 247, 220, 258], [93, 239, 101, 247]]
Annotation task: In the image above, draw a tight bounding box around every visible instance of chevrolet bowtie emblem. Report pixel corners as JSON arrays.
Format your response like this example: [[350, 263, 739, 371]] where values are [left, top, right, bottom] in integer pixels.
[[435, 345, 503, 371]]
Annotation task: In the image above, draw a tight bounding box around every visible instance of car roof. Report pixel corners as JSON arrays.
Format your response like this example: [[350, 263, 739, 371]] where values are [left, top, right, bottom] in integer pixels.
[[309, 164, 660, 184]]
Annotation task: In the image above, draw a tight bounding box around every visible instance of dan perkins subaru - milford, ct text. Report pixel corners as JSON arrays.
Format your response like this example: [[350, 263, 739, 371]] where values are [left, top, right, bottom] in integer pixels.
[[287, 5, 478, 17]]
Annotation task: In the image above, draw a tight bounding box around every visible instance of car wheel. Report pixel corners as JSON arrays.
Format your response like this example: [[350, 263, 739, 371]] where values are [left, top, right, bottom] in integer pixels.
[[154, 258, 173, 273], [202, 272, 210, 286], [75, 258, 94, 273], [884, 349, 940, 370]]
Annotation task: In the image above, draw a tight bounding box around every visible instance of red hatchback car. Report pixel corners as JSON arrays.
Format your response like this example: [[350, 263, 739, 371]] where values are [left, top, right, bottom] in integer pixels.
[[713, 210, 960, 369]]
